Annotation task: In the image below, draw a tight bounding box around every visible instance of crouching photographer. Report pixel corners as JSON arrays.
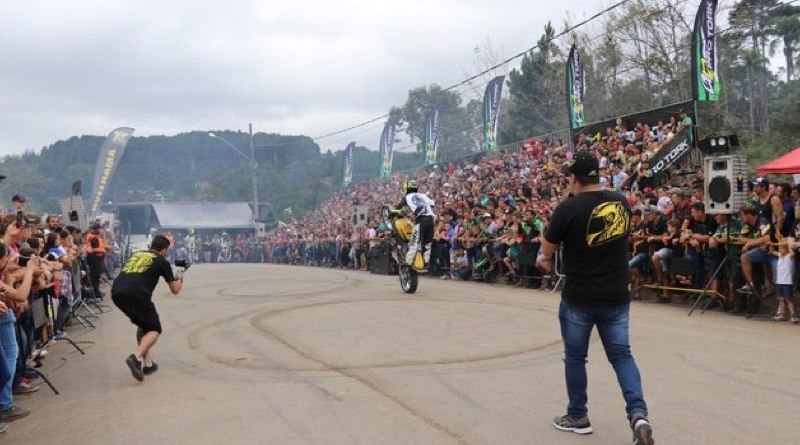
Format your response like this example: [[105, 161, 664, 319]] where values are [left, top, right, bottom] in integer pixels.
[[111, 235, 185, 382]]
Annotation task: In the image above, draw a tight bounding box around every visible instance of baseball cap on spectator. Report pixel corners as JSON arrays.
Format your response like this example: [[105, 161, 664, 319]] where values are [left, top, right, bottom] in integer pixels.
[[567, 152, 599, 177], [12, 194, 25, 203], [752, 177, 768, 187]]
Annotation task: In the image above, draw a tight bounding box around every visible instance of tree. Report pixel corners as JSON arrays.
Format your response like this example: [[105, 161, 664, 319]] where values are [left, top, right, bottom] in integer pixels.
[[503, 22, 566, 142], [390, 84, 477, 163], [728, 0, 781, 135], [769, 6, 800, 82]]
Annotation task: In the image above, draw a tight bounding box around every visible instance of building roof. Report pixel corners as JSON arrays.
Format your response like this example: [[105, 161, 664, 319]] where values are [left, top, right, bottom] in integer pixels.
[[150, 202, 253, 230]]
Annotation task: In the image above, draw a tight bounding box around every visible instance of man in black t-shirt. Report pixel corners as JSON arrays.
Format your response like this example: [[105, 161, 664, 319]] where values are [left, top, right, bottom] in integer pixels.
[[112, 235, 184, 382], [536, 152, 654, 445], [681, 202, 718, 288]]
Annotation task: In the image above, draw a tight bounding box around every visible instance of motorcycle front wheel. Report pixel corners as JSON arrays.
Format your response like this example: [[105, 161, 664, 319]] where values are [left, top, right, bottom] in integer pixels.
[[399, 264, 418, 294]]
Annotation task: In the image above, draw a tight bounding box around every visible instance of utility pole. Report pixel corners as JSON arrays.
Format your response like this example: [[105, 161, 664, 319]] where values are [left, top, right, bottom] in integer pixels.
[[249, 123, 260, 238]]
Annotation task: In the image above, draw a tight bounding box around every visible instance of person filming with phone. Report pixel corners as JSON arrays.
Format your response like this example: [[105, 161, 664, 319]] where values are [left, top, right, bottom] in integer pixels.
[[111, 234, 186, 382]]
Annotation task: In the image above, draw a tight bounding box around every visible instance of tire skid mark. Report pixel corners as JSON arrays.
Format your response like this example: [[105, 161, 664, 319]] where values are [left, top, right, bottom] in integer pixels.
[[677, 353, 800, 400], [181, 272, 563, 445], [191, 297, 562, 372], [246, 311, 476, 445]]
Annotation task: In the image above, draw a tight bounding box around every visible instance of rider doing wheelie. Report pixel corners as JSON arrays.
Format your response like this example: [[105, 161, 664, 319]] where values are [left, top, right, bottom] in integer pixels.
[[397, 180, 436, 269]]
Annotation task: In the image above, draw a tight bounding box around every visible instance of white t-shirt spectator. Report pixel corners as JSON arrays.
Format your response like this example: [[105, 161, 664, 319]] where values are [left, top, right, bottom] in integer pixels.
[[776, 253, 794, 285], [657, 196, 672, 214]]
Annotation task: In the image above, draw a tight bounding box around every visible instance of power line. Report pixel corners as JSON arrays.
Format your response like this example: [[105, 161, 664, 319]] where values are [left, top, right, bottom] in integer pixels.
[[311, 0, 633, 142], [315, 0, 797, 148]]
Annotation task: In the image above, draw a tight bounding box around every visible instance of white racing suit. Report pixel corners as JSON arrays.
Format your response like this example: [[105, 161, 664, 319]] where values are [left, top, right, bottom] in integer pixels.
[[401, 192, 436, 266]]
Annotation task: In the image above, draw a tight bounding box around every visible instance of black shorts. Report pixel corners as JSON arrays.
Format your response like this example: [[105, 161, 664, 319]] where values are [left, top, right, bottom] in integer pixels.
[[112, 294, 162, 334]]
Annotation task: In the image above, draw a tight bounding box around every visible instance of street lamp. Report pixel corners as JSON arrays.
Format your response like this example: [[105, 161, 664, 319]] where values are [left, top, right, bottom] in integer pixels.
[[208, 124, 260, 237]]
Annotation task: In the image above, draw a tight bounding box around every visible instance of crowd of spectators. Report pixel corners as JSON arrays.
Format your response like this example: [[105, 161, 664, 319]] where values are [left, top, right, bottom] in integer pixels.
[[263, 113, 800, 326], [0, 194, 118, 434]]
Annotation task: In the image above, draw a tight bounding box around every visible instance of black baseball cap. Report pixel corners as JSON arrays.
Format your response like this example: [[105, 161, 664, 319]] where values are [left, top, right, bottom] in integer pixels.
[[752, 177, 769, 187], [11, 194, 25, 203], [568, 152, 599, 177]]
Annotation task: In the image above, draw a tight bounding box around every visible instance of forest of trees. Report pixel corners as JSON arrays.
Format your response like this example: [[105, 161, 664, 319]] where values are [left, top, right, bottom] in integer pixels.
[[2, 0, 798, 217]]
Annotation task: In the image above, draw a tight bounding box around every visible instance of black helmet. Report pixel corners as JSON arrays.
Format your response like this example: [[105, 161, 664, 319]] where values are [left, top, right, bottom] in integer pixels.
[[402, 180, 418, 194]]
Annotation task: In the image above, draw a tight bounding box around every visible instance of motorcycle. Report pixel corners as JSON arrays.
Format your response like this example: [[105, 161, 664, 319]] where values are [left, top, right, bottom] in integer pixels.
[[218, 233, 233, 263], [381, 205, 426, 294]]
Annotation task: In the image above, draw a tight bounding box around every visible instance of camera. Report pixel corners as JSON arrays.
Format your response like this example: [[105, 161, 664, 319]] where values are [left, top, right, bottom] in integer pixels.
[[174, 259, 191, 269]]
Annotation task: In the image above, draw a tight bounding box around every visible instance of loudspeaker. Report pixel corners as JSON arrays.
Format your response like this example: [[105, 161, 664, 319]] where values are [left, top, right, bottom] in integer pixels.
[[368, 245, 395, 275], [352, 205, 368, 228], [704, 154, 748, 214], [699, 134, 739, 156]]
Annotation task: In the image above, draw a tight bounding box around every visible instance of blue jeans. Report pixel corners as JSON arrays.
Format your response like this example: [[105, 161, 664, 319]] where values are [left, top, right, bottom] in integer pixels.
[[558, 299, 648, 420], [0, 311, 18, 411], [686, 250, 704, 288]]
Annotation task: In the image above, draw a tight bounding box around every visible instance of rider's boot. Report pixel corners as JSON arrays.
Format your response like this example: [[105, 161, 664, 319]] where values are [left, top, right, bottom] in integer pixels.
[[405, 245, 418, 266]]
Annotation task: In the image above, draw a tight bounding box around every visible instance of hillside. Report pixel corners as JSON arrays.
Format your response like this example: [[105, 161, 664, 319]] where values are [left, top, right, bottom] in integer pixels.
[[0, 131, 421, 216]]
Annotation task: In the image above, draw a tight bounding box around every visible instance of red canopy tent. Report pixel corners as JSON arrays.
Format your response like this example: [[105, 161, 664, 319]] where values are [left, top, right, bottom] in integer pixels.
[[756, 147, 800, 175]]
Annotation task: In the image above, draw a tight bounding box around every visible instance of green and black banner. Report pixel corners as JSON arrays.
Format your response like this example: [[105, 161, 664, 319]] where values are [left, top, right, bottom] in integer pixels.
[[89, 127, 134, 216], [483, 75, 504, 151], [379, 120, 396, 178], [423, 108, 441, 166], [692, 0, 720, 101], [566, 44, 586, 129], [342, 141, 355, 187]]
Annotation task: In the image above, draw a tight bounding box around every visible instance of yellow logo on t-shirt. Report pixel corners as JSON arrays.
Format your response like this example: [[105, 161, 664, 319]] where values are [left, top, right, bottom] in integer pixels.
[[122, 251, 155, 274], [586, 201, 630, 247]]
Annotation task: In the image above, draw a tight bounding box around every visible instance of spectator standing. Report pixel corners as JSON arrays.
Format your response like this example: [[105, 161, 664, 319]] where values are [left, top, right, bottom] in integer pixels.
[[84, 223, 106, 300], [771, 243, 798, 322], [778, 182, 795, 238], [0, 243, 36, 425], [677, 109, 693, 143]]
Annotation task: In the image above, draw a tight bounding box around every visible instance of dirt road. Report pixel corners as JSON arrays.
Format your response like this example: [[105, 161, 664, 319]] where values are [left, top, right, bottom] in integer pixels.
[[8, 264, 798, 444]]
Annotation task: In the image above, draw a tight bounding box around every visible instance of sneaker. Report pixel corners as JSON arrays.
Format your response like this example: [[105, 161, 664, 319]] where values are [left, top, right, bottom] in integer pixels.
[[126, 354, 144, 382], [12, 381, 39, 395], [772, 314, 786, 321], [31, 349, 47, 358], [143, 362, 159, 375], [0, 406, 30, 422], [791, 316, 799, 324], [0, 422, 6, 434], [737, 284, 754, 293], [552, 414, 593, 434], [52, 331, 68, 340], [632, 417, 655, 445]]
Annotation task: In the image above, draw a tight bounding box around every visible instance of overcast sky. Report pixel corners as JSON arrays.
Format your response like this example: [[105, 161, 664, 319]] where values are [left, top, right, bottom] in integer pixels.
[[0, 0, 607, 156]]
